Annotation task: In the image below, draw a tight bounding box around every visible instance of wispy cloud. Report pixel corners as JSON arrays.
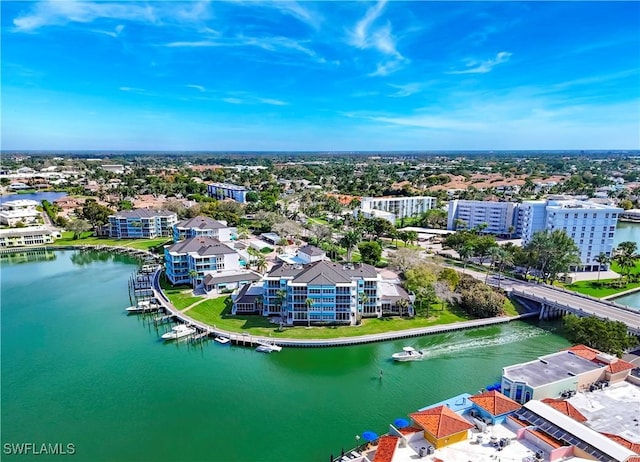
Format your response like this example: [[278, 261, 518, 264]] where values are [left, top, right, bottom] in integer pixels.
[[243, 1, 322, 30], [13, 1, 211, 32], [119, 86, 147, 95], [91, 23, 124, 38], [222, 93, 288, 106], [448, 51, 512, 74], [387, 83, 421, 98], [166, 40, 219, 48], [186, 84, 206, 92]]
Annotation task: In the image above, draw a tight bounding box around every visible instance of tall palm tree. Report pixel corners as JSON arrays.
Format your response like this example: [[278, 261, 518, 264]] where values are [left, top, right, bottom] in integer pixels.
[[305, 297, 314, 328], [614, 241, 639, 286], [276, 289, 287, 315], [188, 269, 199, 291], [357, 292, 368, 325], [256, 256, 268, 274], [340, 230, 361, 261], [594, 252, 611, 283], [396, 297, 409, 317]]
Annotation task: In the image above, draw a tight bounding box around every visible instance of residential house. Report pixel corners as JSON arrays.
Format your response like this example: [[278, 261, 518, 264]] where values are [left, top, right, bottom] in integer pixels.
[[108, 209, 178, 239], [172, 216, 235, 242], [408, 405, 474, 449]]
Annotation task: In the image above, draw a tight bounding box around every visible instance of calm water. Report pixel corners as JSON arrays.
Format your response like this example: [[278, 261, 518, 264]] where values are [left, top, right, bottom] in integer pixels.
[[613, 221, 640, 247], [1, 251, 573, 462], [0, 191, 67, 204]]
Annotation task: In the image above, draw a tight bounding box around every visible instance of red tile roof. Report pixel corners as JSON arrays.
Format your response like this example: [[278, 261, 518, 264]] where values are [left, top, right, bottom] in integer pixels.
[[564, 345, 634, 373], [373, 435, 399, 462], [398, 426, 422, 435], [409, 405, 473, 439], [541, 399, 588, 423], [470, 390, 521, 416], [601, 433, 640, 454]]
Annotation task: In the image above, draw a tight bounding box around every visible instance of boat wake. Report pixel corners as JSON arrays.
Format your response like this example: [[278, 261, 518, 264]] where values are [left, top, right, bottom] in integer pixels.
[[418, 326, 549, 359]]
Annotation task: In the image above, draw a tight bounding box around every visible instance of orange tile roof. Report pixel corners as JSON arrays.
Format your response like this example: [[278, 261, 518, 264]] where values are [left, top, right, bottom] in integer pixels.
[[373, 435, 399, 462], [565, 345, 635, 373], [470, 390, 521, 416], [541, 399, 587, 423], [398, 426, 422, 435], [601, 433, 640, 454], [525, 428, 562, 449], [409, 405, 473, 439]]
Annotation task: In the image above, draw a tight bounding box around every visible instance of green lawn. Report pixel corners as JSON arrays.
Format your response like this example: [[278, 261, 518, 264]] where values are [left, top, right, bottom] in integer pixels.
[[611, 260, 640, 276], [185, 296, 475, 339], [565, 279, 640, 298], [55, 231, 171, 250], [159, 278, 202, 310], [307, 217, 329, 225]]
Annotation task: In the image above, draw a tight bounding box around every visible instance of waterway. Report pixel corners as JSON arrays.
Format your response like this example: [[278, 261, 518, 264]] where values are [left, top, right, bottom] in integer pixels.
[[0, 250, 588, 462], [0, 191, 67, 204], [613, 220, 640, 247]]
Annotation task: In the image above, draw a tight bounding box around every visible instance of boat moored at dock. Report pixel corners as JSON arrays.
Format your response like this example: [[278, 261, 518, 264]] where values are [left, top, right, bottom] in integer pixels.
[[255, 342, 282, 353], [161, 324, 196, 340], [126, 299, 161, 314], [214, 336, 231, 344]]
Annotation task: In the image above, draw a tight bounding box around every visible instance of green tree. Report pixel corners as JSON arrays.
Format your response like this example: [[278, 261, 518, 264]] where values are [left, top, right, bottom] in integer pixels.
[[524, 230, 580, 284], [357, 241, 382, 265], [564, 314, 637, 357], [594, 252, 611, 283], [67, 219, 92, 239], [614, 241, 639, 285], [188, 269, 199, 290], [79, 200, 114, 229], [340, 230, 361, 261], [305, 297, 314, 328]]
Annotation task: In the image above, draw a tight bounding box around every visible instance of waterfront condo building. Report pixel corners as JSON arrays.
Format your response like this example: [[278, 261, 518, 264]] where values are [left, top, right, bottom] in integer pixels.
[[0, 199, 42, 227], [358, 196, 436, 224], [172, 216, 235, 242], [108, 209, 178, 239], [520, 199, 622, 271], [232, 260, 412, 325], [164, 236, 240, 286], [207, 182, 248, 203], [0, 226, 61, 247], [447, 200, 520, 236]]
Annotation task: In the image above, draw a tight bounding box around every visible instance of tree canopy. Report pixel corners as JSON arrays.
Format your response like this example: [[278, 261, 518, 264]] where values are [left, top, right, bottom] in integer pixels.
[[564, 315, 637, 357]]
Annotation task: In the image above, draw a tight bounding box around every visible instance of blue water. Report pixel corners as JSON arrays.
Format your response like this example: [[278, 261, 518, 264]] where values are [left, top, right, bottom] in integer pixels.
[[0, 191, 67, 203]]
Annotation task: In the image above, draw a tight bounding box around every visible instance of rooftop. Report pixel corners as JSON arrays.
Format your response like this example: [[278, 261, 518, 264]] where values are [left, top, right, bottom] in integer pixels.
[[175, 216, 228, 230], [267, 260, 378, 284], [111, 208, 177, 219], [409, 405, 474, 439], [503, 350, 604, 388], [470, 390, 521, 417], [298, 245, 325, 256], [167, 236, 236, 256], [209, 182, 247, 191]]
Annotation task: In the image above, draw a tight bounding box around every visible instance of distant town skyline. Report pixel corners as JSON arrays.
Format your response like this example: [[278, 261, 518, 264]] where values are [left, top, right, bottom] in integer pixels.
[[2, 1, 639, 151]]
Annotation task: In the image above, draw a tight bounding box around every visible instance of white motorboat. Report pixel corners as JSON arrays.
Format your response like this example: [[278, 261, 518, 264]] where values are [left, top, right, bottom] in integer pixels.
[[126, 300, 160, 314], [255, 342, 282, 353], [161, 324, 196, 340], [214, 336, 231, 344], [392, 346, 424, 362]]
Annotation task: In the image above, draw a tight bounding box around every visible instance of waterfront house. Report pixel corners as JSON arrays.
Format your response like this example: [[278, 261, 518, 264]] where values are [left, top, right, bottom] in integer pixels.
[[296, 245, 326, 264], [468, 390, 521, 425], [164, 236, 240, 286], [108, 209, 177, 239], [0, 200, 42, 226], [408, 405, 474, 449], [172, 216, 235, 243], [232, 260, 411, 324], [0, 227, 61, 247]]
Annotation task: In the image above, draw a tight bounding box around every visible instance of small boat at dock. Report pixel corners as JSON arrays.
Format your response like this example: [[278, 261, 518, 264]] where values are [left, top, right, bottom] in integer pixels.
[[161, 324, 196, 340], [126, 300, 160, 314], [255, 342, 282, 353], [214, 336, 231, 344], [392, 346, 424, 362]]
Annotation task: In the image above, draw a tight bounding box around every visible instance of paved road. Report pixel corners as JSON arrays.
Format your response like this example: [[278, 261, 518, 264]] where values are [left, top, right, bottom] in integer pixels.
[[454, 266, 640, 333]]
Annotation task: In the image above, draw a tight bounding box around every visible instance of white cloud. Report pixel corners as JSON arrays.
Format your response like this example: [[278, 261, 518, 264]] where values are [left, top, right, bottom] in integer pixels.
[[448, 51, 512, 75], [387, 83, 421, 97], [222, 93, 288, 106], [258, 98, 288, 106], [186, 84, 206, 92]]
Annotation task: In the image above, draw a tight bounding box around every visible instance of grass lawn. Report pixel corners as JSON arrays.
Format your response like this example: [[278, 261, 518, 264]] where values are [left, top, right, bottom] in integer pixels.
[[55, 231, 171, 250], [186, 296, 476, 339], [159, 278, 202, 310], [611, 260, 640, 276], [307, 217, 329, 225], [565, 279, 640, 298]]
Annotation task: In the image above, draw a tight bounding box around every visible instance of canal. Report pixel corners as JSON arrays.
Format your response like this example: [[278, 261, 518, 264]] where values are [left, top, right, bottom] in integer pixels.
[[0, 250, 579, 462]]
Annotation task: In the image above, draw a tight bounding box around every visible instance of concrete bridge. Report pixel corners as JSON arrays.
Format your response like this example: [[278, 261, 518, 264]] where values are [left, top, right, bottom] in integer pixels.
[[509, 283, 640, 336]]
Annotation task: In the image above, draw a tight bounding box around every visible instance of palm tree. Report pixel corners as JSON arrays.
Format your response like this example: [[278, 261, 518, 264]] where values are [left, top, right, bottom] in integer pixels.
[[188, 269, 199, 291], [396, 297, 409, 317], [340, 230, 361, 261], [256, 256, 268, 274], [614, 241, 639, 286], [594, 252, 611, 283], [458, 244, 474, 273], [305, 297, 314, 328], [357, 292, 368, 325]]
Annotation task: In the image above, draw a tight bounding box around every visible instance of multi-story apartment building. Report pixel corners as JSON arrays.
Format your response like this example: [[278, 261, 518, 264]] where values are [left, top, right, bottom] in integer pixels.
[[447, 200, 519, 236], [520, 199, 622, 271], [0, 227, 61, 247], [233, 261, 412, 325], [108, 209, 178, 239], [358, 196, 437, 224], [0, 199, 42, 226], [207, 182, 248, 203], [164, 236, 240, 285], [172, 216, 235, 242]]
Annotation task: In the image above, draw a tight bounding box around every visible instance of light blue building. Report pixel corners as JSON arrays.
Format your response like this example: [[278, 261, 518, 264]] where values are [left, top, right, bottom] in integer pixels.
[[207, 182, 248, 203], [108, 209, 177, 239], [172, 216, 234, 243]]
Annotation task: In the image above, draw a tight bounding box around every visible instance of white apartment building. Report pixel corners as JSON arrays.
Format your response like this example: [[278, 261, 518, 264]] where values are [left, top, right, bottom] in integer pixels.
[[447, 200, 519, 235], [520, 199, 622, 271], [358, 196, 436, 224], [0, 227, 61, 247], [0, 200, 42, 226]]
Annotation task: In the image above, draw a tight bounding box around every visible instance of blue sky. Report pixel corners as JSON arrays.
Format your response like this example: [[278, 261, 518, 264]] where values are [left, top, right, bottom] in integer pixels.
[[2, 1, 639, 151]]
